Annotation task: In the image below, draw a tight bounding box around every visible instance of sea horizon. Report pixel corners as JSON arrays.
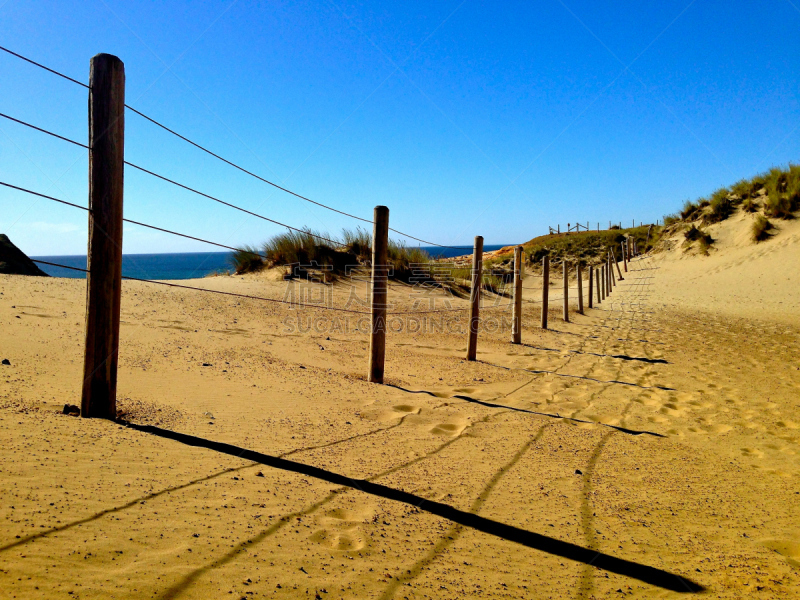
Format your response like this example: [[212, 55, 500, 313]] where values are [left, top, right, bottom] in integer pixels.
[[32, 245, 510, 280]]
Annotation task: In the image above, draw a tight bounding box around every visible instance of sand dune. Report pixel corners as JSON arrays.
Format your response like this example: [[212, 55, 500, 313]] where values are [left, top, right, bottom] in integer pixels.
[[1, 227, 799, 598]]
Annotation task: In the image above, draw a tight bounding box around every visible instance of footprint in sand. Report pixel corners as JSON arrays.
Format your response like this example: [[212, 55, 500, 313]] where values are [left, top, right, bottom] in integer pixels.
[[660, 403, 684, 416], [309, 529, 365, 551], [392, 404, 421, 414], [648, 415, 669, 424], [430, 421, 467, 436], [741, 447, 764, 458], [585, 414, 621, 426], [310, 507, 371, 551], [706, 424, 732, 434], [762, 539, 800, 568]]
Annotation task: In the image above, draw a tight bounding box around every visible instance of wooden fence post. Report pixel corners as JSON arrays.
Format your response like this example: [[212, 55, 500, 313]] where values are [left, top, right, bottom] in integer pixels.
[[368, 206, 390, 383], [466, 236, 483, 361], [622, 241, 628, 272], [596, 266, 602, 304], [612, 248, 623, 280], [82, 53, 126, 420], [577, 262, 583, 314], [541, 256, 549, 329], [562, 261, 569, 322], [601, 264, 607, 299], [610, 256, 615, 288], [512, 245, 523, 344], [587, 265, 593, 308]]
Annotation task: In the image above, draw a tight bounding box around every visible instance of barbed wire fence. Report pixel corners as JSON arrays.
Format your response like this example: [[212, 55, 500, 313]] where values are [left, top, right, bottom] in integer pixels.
[[1, 47, 645, 420]]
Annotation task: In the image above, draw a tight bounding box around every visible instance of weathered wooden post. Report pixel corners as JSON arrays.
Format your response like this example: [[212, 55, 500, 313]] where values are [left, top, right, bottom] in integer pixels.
[[612, 248, 623, 281], [562, 261, 569, 322], [622, 241, 628, 272], [596, 266, 602, 304], [466, 236, 483, 361], [609, 254, 616, 287], [368, 205, 390, 383], [577, 262, 584, 315], [588, 265, 593, 308], [82, 53, 126, 420], [601, 264, 606, 299], [541, 256, 549, 329], [512, 245, 523, 344], [609, 256, 614, 288]]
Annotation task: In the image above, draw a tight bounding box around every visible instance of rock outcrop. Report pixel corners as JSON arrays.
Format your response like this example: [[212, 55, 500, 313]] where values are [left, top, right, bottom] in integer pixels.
[[0, 234, 49, 276]]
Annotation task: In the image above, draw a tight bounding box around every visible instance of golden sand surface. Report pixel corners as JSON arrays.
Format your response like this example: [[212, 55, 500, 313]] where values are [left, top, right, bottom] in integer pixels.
[[1, 221, 799, 599]]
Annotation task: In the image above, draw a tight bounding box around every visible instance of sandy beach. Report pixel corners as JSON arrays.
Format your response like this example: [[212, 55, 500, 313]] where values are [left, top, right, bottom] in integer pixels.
[[1, 220, 799, 599]]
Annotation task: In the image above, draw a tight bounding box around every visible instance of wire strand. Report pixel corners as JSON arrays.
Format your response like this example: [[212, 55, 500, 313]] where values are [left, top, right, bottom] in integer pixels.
[[0, 44, 469, 250], [0, 45, 89, 89], [0, 181, 89, 212], [0, 112, 88, 148], [123, 161, 344, 246], [125, 105, 472, 250], [0, 111, 343, 247], [31, 259, 369, 314]]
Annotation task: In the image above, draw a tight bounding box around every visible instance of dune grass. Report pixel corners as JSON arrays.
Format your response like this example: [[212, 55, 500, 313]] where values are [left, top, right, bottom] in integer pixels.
[[683, 224, 713, 253], [751, 215, 775, 242], [667, 163, 799, 229], [741, 197, 759, 213], [230, 227, 453, 286]]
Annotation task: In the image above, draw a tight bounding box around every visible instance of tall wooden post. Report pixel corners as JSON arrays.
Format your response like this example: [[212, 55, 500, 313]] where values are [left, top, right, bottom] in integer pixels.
[[595, 266, 601, 304], [562, 261, 569, 322], [601, 264, 606, 300], [82, 53, 125, 420], [622, 241, 628, 272], [466, 236, 483, 361], [368, 206, 390, 383], [512, 245, 523, 344], [587, 265, 593, 308], [609, 254, 616, 287], [612, 248, 623, 280], [577, 262, 584, 315], [540, 256, 549, 329]]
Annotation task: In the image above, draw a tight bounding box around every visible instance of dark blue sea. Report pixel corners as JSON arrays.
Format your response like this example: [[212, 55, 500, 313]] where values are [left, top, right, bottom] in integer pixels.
[[33, 245, 508, 281]]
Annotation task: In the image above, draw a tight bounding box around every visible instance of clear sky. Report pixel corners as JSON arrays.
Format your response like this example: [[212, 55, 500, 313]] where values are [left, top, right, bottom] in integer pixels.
[[1, 0, 799, 256]]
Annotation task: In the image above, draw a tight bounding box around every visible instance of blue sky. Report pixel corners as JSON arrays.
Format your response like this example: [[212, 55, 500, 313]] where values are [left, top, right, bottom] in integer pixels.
[[1, 0, 799, 255]]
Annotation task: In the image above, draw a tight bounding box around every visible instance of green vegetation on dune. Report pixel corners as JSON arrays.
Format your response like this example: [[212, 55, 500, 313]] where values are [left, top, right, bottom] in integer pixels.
[[667, 164, 799, 228], [659, 162, 799, 252], [231, 227, 432, 282], [482, 227, 652, 271]]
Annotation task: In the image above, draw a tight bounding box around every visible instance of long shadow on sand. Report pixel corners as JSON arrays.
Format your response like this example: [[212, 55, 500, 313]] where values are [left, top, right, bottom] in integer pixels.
[[387, 384, 665, 438], [126, 423, 703, 593], [483, 361, 676, 391], [514, 344, 668, 364]]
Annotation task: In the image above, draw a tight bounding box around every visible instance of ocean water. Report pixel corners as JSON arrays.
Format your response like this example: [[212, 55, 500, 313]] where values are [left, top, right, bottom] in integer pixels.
[[32, 245, 509, 281], [32, 252, 234, 281]]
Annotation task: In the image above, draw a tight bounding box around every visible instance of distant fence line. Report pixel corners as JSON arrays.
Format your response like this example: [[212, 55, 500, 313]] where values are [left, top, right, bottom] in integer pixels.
[[548, 219, 660, 235]]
